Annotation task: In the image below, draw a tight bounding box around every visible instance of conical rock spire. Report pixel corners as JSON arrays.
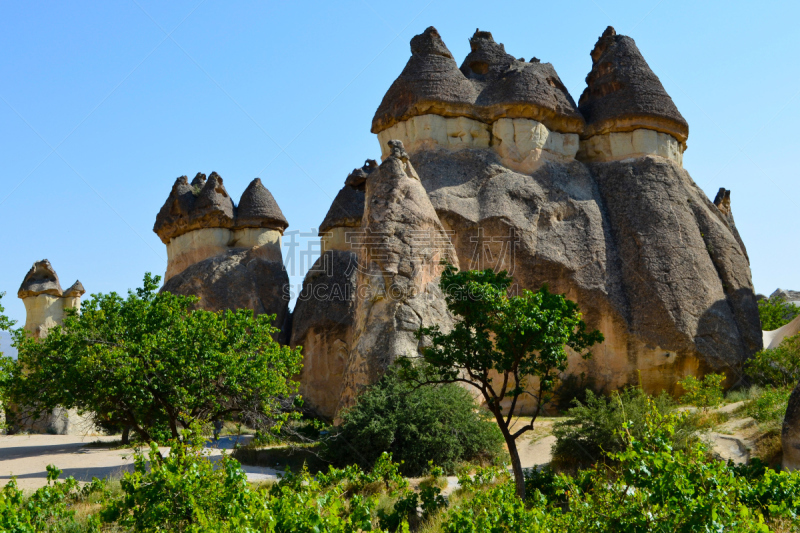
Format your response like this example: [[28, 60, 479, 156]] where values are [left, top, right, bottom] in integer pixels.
[[578, 26, 688, 142]]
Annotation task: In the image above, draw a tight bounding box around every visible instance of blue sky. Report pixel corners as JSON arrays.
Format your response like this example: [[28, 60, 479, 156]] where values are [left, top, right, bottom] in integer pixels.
[[1, 0, 799, 351]]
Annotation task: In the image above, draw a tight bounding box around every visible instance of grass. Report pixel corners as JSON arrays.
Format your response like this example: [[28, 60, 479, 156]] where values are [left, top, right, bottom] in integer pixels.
[[231, 443, 330, 474]]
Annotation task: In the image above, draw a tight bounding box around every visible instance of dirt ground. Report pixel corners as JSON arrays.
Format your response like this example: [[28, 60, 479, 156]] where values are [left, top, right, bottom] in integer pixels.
[[0, 434, 280, 491]]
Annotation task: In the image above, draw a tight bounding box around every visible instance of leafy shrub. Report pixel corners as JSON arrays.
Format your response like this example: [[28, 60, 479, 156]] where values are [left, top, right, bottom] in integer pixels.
[[441, 480, 554, 532], [324, 368, 504, 476], [551, 387, 696, 469], [101, 433, 259, 531], [100, 428, 402, 532], [746, 333, 800, 387], [740, 386, 792, 424], [679, 372, 725, 409], [0, 466, 104, 532], [759, 295, 800, 331], [442, 399, 800, 532]]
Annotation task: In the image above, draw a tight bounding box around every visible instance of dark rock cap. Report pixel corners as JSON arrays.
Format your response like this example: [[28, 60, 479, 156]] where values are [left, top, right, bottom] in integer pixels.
[[344, 159, 378, 189], [153, 175, 196, 243], [578, 26, 688, 142], [319, 161, 376, 233], [63, 280, 86, 298], [193, 171, 235, 226], [236, 178, 289, 231], [461, 29, 584, 133], [371, 26, 479, 133], [18, 259, 63, 298], [154, 173, 291, 243], [372, 27, 583, 135]]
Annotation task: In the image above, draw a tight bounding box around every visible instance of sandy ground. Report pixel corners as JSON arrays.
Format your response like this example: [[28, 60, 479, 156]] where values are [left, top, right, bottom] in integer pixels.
[[0, 434, 281, 491], [1, 420, 558, 492], [0, 434, 142, 490]]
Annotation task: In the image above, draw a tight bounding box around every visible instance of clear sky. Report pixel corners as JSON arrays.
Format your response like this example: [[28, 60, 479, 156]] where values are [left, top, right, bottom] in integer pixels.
[[1, 0, 798, 350]]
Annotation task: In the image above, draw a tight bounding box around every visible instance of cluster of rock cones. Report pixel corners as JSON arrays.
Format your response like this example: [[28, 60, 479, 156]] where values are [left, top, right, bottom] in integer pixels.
[[147, 26, 762, 424]]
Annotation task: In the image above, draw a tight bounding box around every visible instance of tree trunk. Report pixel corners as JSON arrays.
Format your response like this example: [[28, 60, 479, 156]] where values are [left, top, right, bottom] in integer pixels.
[[506, 435, 526, 500], [121, 426, 130, 445], [168, 416, 180, 440], [491, 408, 526, 500]]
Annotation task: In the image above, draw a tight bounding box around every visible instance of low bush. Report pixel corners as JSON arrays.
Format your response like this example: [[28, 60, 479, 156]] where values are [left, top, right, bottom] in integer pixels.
[[4, 398, 800, 532], [739, 386, 792, 425], [746, 333, 800, 387], [759, 295, 800, 331], [324, 368, 504, 476], [679, 372, 725, 410], [441, 400, 800, 532], [551, 387, 697, 469], [101, 426, 410, 532], [0, 466, 105, 532]]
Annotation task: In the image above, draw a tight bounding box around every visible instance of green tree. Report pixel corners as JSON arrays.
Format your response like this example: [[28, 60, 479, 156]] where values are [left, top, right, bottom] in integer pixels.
[[0, 293, 17, 430], [758, 295, 800, 331], [9, 273, 302, 442], [408, 266, 603, 499]]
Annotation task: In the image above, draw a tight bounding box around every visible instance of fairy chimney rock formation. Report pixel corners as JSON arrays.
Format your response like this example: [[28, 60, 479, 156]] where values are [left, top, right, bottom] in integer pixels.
[[154, 173, 287, 281], [289, 162, 376, 419], [320, 25, 761, 411], [154, 173, 291, 339], [15, 260, 89, 434], [337, 140, 459, 413], [319, 161, 374, 253], [373, 27, 584, 174], [18, 260, 85, 339]]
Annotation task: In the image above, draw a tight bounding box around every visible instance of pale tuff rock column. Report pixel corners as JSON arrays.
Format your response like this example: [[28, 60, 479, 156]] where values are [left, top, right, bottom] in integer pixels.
[[337, 141, 459, 417], [291, 162, 372, 419], [15, 260, 88, 435], [154, 173, 291, 341], [18, 260, 84, 339]]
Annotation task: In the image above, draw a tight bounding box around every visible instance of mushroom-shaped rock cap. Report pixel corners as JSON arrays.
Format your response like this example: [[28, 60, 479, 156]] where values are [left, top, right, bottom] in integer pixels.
[[319, 185, 366, 234], [193, 172, 234, 223], [578, 26, 688, 142], [461, 29, 584, 133], [18, 259, 63, 298], [63, 280, 86, 298], [371, 26, 478, 134], [319, 161, 376, 233], [153, 172, 235, 243], [153, 175, 196, 243], [236, 178, 289, 231]]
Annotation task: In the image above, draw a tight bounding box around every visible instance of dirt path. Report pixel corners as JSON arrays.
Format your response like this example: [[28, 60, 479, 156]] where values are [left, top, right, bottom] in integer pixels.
[[0, 435, 139, 490], [0, 418, 560, 492], [0, 434, 276, 491]]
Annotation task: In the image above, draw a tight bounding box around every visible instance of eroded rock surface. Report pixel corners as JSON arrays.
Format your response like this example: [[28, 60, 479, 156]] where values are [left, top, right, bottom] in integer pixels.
[[347, 26, 759, 412], [783, 381, 800, 471], [154, 174, 291, 339], [291, 250, 357, 419], [338, 141, 459, 413]]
